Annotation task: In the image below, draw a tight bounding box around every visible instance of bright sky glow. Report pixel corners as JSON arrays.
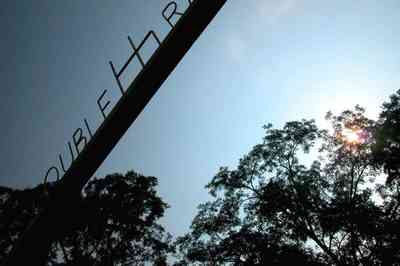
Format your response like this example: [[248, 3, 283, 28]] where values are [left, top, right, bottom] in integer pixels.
[[1, 0, 399, 238], [342, 128, 363, 144]]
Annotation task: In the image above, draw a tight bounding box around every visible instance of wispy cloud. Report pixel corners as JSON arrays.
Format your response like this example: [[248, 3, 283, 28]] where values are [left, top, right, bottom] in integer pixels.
[[223, 0, 299, 62], [258, 0, 298, 25], [225, 33, 247, 62]]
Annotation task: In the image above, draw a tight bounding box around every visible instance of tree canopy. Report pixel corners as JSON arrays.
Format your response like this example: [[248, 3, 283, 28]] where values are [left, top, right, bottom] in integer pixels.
[[373, 90, 400, 184], [2, 90, 400, 265], [175, 91, 400, 265], [0, 171, 172, 266]]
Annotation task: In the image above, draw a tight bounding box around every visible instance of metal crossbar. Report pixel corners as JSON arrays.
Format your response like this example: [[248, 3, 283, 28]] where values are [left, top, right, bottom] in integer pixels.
[[5, 1, 227, 265]]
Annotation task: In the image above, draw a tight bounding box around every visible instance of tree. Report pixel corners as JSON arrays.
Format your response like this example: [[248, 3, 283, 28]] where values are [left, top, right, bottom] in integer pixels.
[[0, 171, 173, 266], [176, 104, 400, 265], [373, 89, 400, 184]]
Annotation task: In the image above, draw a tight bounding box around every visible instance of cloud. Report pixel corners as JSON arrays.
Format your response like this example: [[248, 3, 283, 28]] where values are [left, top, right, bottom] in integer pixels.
[[223, 0, 299, 62], [258, 0, 298, 25], [225, 33, 247, 62]]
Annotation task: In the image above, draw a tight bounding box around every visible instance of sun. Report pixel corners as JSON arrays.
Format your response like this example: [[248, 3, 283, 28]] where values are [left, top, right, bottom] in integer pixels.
[[342, 128, 363, 144]]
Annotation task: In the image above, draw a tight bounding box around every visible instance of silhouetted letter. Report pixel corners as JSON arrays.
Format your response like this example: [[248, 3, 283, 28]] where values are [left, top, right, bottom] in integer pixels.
[[59, 142, 75, 173], [84, 118, 94, 138], [73, 128, 87, 155], [162, 2, 184, 28], [43, 166, 60, 188], [97, 89, 111, 120], [109, 62, 125, 95]]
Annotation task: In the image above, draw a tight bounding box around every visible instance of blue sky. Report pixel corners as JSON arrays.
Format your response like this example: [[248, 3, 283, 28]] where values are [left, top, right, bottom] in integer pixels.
[[1, 0, 399, 237]]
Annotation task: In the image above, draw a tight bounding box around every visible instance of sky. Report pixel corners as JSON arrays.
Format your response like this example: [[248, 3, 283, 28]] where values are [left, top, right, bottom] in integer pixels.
[[1, 0, 399, 238]]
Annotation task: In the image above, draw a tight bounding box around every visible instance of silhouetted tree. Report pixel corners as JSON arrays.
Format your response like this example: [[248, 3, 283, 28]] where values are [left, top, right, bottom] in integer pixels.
[[0, 171, 173, 266], [4, 91, 400, 266], [0, 184, 50, 263], [373, 89, 400, 184], [176, 103, 400, 265]]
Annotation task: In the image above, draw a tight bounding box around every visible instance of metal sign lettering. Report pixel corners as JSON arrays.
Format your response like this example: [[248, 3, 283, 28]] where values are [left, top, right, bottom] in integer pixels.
[[6, 0, 227, 265], [44, 0, 193, 187]]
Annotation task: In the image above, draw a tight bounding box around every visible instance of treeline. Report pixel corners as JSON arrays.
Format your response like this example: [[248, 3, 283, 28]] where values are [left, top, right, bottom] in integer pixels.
[[1, 90, 400, 265]]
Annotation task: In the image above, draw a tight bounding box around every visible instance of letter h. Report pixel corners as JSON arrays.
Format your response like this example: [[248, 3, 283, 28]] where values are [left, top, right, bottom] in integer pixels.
[[109, 31, 162, 95]]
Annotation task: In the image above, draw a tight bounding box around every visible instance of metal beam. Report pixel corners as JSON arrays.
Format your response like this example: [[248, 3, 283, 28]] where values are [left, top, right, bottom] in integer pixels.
[[6, 1, 227, 265]]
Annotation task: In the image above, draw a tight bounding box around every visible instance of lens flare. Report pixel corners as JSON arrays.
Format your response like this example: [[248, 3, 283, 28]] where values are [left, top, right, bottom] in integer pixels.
[[342, 128, 363, 144]]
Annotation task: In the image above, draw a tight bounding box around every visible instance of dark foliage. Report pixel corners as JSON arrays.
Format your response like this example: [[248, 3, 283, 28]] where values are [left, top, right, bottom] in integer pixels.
[[175, 93, 400, 265], [3, 91, 400, 265], [373, 89, 400, 184], [0, 171, 172, 265]]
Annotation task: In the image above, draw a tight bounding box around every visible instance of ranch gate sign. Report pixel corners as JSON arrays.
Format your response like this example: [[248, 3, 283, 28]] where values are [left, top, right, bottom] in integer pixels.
[[6, 1, 227, 265]]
